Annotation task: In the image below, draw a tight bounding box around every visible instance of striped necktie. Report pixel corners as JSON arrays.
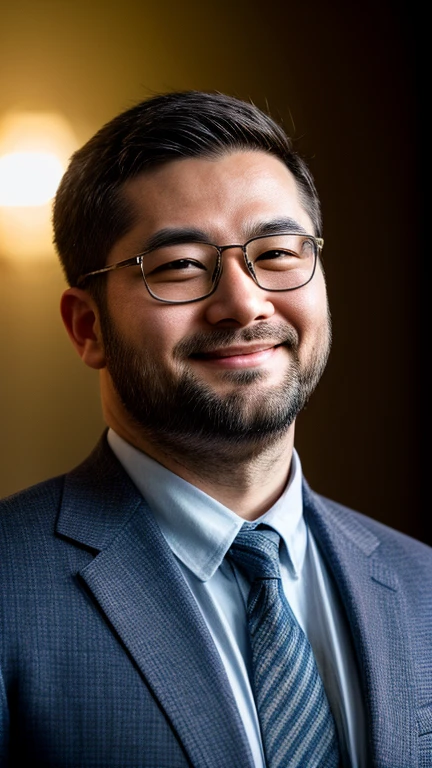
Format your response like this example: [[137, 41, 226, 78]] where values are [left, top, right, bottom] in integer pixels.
[[228, 525, 340, 768]]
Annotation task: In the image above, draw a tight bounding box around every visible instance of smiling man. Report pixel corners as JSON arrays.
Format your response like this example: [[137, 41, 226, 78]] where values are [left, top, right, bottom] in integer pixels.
[[0, 91, 431, 768]]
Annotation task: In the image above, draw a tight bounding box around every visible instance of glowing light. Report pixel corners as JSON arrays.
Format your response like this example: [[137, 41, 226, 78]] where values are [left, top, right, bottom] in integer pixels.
[[0, 151, 65, 206], [0, 111, 77, 260]]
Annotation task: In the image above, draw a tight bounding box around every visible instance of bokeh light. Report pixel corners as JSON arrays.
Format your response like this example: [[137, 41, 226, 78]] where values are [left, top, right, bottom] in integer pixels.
[[0, 111, 77, 260]]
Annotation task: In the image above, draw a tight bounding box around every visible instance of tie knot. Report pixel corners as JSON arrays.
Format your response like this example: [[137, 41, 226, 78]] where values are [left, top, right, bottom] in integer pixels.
[[228, 526, 281, 582]]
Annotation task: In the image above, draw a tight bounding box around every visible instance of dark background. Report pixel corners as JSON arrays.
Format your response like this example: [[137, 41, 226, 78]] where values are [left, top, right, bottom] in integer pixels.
[[0, 0, 426, 543]]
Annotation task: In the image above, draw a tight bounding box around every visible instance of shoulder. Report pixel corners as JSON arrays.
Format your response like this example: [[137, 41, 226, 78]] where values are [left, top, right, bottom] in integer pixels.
[[322, 494, 432, 557], [304, 476, 430, 550], [0, 474, 72, 586], [317, 490, 430, 556], [0, 474, 68, 595], [0, 434, 141, 556], [0, 433, 109, 535], [0, 430, 115, 504], [316, 487, 426, 536], [0, 473, 65, 526], [306, 483, 432, 594]]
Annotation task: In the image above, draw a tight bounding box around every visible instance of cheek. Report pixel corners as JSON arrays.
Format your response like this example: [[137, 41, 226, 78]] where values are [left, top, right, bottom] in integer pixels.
[[277, 271, 329, 338], [112, 298, 200, 360]]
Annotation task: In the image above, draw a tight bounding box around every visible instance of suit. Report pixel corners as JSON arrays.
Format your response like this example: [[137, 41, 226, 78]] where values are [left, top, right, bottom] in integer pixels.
[[1, 434, 431, 767]]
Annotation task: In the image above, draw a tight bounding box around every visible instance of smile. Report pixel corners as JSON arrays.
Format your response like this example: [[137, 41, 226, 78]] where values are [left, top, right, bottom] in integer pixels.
[[191, 344, 282, 369]]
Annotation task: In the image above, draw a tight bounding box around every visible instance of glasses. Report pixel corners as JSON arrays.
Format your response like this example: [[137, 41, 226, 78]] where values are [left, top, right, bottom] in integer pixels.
[[77, 232, 323, 304]]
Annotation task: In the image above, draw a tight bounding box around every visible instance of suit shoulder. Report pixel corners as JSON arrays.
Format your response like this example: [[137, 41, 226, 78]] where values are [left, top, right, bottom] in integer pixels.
[[313, 489, 432, 562], [0, 434, 110, 523], [0, 474, 65, 528]]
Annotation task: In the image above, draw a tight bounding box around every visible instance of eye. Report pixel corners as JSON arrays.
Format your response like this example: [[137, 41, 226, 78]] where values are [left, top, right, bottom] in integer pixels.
[[254, 249, 300, 272], [143, 242, 216, 281], [151, 259, 208, 273], [145, 257, 211, 286], [256, 248, 297, 261]]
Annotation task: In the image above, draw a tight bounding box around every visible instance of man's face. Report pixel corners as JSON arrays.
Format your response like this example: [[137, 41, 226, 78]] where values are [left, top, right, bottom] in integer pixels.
[[99, 150, 331, 451]]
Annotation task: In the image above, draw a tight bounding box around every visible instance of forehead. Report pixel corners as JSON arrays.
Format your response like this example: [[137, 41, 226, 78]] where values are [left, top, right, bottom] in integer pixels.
[[117, 151, 314, 253]]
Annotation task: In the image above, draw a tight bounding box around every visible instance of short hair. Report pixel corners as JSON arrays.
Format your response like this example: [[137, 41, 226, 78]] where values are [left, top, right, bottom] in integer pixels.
[[53, 90, 322, 290]]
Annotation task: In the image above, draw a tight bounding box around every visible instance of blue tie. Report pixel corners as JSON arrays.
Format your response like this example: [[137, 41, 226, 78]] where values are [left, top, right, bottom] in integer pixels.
[[228, 525, 340, 768]]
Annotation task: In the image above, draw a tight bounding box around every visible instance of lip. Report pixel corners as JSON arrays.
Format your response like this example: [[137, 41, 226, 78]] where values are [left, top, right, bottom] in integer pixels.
[[191, 344, 282, 369]]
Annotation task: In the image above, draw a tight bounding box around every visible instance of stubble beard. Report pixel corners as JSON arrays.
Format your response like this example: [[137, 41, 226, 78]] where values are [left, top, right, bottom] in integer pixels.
[[101, 313, 331, 465]]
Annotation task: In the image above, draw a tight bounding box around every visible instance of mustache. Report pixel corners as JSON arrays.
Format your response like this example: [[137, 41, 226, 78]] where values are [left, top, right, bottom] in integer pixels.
[[174, 323, 299, 358]]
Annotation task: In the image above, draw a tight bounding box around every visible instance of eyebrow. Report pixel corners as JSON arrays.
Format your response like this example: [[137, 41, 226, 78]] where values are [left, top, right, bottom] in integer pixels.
[[139, 227, 212, 252], [137, 217, 309, 253], [244, 217, 308, 239]]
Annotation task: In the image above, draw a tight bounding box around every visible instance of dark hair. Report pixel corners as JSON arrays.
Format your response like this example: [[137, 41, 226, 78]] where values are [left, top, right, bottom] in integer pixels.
[[53, 90, 322, 290]]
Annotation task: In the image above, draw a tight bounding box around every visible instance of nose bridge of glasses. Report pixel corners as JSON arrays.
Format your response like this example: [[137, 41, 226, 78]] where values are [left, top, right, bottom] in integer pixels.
[[218, 243, 257, 282]]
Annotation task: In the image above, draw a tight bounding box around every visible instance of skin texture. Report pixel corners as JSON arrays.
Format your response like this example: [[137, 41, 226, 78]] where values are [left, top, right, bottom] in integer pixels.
[[61, 150, 331, 519]]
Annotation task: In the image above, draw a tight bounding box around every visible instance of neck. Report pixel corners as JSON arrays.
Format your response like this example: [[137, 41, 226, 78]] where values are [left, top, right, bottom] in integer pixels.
[[106, 408, 295, 521]]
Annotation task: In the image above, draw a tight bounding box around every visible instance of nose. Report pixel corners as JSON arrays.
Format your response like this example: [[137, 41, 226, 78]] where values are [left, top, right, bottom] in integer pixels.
[[203, 247, 275, 327]]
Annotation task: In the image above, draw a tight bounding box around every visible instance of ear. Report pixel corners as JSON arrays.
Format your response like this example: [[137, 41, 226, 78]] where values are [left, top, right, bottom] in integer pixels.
[[60, 288, 106, 370]]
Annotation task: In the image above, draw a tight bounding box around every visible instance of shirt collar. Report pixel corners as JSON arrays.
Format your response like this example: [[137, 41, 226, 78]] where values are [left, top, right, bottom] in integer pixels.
[[108, 429, 307, 581]]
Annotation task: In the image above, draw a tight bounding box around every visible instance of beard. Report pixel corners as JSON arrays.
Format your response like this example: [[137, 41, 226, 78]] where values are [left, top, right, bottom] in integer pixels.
[[100, 313, 331, 453]]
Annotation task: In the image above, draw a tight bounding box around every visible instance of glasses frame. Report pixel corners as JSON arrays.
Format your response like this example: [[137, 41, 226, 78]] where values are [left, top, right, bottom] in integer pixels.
[[76, 231, 324, 305]]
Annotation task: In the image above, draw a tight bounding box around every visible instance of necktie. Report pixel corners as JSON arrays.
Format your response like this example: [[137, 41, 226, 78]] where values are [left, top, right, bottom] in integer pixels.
[[228, 525, 340, 768]]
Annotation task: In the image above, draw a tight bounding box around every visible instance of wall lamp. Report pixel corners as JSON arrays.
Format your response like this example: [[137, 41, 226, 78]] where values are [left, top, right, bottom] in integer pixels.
[[0, 111, 77, 263]]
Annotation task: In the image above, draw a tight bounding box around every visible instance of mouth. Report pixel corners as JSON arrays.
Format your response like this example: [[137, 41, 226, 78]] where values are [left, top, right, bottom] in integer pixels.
[[190, 343, 284, 369], [192, 343, 281, 358], [174, 324, 297, 372]]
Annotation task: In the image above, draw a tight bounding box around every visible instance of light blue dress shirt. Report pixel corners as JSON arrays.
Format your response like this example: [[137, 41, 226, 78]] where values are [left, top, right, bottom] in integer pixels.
[[108, 429, 367, 767]]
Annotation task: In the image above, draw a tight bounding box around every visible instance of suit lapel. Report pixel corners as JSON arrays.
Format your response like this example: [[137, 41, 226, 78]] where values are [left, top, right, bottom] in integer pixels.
[[303, 482, 417, 767], [57, 437, 416, 765], [57, 436, 254, 768]]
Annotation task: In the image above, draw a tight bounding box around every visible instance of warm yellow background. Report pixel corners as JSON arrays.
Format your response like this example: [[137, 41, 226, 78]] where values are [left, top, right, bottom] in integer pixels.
[[0, 1, 424, 541]]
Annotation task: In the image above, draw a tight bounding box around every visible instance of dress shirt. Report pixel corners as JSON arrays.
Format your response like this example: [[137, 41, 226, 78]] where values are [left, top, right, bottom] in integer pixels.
[[108, 429, 367, 768]]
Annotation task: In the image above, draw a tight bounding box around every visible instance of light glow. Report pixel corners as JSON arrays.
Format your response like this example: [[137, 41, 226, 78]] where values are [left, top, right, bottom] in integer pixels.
[[0, 111, 77, 260], [0, 151, 65, 206]]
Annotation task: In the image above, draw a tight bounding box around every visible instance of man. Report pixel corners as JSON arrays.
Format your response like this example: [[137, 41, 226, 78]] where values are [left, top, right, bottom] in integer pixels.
[[0, 91, 430, 768]]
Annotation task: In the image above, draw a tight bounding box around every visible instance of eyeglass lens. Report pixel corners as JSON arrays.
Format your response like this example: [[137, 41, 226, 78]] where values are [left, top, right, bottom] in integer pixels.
[[141, 234, 317, 301]]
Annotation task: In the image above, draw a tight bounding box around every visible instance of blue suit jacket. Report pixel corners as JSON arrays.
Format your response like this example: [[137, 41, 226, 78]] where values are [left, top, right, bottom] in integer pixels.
[[1, 434, 431, 767]]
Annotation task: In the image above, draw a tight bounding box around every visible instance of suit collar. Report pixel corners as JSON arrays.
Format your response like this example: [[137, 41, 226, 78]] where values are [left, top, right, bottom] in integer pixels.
[[108, 428, 307, 580], [303, 481, 417, 767], [56, 434, 254, 768], [56, 432, 143, 551]]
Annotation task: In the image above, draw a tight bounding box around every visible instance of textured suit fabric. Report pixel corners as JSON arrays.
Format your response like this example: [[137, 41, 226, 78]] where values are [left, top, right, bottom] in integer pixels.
[[0, 433, 431, 768]]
